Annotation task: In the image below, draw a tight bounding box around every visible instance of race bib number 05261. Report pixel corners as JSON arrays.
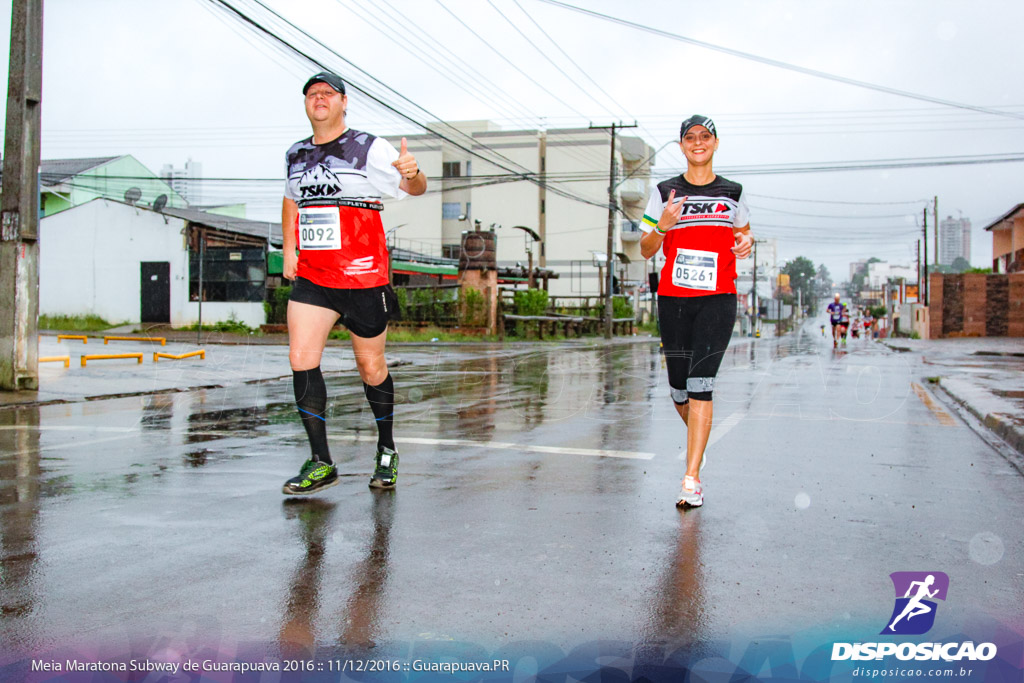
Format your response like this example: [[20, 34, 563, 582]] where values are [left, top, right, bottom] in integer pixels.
[[672, 248, 718, 291], [298, 207, 342, 250]]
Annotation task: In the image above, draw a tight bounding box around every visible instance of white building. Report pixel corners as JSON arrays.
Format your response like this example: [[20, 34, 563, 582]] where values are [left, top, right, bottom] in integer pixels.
[[382, 121, 654, 297], [160, 158, 203, 206], [40, 198, 279, 328], [939, 214, 971, 265], [866, 260, 915, 288], [736, 237, 778, 299]]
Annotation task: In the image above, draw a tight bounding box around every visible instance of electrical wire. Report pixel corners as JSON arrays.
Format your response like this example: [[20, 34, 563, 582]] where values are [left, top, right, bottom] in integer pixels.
[[533, 0, 1024, 121]]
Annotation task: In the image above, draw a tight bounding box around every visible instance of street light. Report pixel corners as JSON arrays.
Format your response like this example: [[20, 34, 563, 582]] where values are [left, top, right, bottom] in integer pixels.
[[512, 225, 540, 288]]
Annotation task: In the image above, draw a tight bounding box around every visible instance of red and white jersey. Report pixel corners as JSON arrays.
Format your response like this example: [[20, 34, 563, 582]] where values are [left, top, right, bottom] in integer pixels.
[[284, 128, 406, 289], [641, 174, 750, 298]]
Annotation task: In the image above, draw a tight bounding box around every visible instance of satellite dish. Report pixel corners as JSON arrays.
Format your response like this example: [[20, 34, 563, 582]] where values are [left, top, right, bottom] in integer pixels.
[[124, 187, 142, 205], [152, 194, 168, 213]]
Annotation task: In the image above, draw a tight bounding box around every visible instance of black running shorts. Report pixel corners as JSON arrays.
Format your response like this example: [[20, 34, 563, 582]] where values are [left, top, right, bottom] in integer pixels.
[[289, 277, 399, 338], [658, 293, 737, 403]]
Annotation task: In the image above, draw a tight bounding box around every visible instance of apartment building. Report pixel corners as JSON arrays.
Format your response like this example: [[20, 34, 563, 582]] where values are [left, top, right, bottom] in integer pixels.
[[382, 121, 654, 297]]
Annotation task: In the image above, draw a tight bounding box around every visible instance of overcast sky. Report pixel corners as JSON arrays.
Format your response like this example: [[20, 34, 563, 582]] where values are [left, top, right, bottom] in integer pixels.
[[3, 0, 1023, 281]]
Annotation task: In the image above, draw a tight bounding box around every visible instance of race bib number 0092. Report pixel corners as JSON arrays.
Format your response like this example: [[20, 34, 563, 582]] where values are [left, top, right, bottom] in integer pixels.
[[297, 207, 342, 250], [672, 248, 718, 291]]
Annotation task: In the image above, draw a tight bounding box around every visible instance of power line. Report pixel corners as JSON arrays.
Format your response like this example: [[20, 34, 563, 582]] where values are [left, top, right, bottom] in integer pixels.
[[533, 0, 1024, 122]]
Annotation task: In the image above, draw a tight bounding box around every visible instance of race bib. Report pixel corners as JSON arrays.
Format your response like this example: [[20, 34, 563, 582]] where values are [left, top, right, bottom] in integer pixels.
[[672, 248, 718, 291], [297, 206, 342, 250]]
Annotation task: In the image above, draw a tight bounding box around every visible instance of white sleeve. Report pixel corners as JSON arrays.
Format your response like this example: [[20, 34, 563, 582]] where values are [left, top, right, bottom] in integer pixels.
[[640, 186, 664, 233], [284, 156, 297, 201], [734, 189, 750, 227], [367, 137, 408, 200]]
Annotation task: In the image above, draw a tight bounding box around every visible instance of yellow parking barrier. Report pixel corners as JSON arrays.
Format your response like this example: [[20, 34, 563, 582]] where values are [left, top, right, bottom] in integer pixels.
[[40, 356, 71, 368], [153, 350, 205, 362], [81, 353, 144, 367], [57, 335, 87, 343], [103, 335, 166, 346]]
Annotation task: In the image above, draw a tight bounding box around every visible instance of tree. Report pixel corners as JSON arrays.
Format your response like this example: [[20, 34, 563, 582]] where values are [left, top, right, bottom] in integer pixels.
[[950, 256, 971, 273], [815, 264, 832, 297], [781, 256, 817, 312]]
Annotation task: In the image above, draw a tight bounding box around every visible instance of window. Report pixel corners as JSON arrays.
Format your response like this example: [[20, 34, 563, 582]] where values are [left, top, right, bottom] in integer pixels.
[[442, 161, 461, 178], [189, 247, 266, 302], [442, 202, 462, 220]]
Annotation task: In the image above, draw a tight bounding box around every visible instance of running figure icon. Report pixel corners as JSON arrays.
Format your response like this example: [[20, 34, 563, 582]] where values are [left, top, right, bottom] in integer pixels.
[[887, 574, 938, 632]]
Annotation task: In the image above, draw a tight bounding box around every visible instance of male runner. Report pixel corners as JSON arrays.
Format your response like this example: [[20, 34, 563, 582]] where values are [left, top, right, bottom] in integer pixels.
[[640, 115, 753, 508], [826, 293, 844, 348], [281, 72, 427, 495]]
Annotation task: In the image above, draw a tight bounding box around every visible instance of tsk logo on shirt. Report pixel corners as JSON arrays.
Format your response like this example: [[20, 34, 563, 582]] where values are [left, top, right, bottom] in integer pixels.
[[882, 571, 949, 635], [298, 163, 344, 199], [681, 201, 731, 216]]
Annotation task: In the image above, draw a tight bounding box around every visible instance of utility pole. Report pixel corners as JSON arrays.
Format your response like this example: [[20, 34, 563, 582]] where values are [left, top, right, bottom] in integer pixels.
[[538, 131, 547, 268], [933, 196, 939, 267], [590, 121, 637, 339], [916, 238, 921, 302], [922, 208, 929, 306], [0, 0, 44, 391], [751, 239, 758, 336]]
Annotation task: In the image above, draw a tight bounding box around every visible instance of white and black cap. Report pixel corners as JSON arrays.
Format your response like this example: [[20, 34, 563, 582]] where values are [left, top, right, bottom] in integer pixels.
[[303, 71, 346, 96], [680, 115, 717, 139]]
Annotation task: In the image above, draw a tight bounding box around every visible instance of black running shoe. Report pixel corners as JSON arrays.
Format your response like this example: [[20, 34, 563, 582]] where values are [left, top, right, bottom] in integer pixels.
[[369, 447, 399, 489], [282, 459, 338, 495]]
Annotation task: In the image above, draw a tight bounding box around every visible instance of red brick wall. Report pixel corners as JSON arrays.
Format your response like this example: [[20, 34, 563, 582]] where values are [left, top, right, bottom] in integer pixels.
[[1010, 273, 1024, 337], [929, 272, 1023, 337]]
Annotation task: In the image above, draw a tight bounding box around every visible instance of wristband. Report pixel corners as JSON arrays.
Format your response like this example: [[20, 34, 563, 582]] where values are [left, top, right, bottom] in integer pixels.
[[654, 225, 667, 236]]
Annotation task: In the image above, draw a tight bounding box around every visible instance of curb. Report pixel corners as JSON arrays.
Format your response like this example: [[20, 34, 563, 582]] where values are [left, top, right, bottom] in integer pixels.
[[935, 378, 1024, 457]]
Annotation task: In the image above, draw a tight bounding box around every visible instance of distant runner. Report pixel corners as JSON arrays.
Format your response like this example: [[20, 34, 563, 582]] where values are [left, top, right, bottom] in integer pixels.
[[281, 71, 427, 495], [640, 115, 753, 508], [826, 293, 844, 348], [839, 302, 850, 346]]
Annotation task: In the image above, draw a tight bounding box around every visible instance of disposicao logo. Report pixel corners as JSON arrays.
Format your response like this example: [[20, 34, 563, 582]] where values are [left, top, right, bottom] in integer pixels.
[[882, 571, 948, 635], [831, 571, 997, 662]]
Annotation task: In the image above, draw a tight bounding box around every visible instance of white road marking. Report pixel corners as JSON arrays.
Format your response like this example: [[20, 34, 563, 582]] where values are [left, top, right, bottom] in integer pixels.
[[331, 434, 655, 460], [679, 410, 746, 459]]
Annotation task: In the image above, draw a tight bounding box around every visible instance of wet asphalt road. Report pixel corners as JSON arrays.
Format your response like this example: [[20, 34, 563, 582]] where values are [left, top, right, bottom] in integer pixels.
[[1, 316, 1022, 659]]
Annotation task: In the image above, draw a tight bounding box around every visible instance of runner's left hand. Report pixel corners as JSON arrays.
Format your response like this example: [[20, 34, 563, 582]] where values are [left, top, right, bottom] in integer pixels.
[[392, 137, 419, 179], [732, 231, 753, 259]]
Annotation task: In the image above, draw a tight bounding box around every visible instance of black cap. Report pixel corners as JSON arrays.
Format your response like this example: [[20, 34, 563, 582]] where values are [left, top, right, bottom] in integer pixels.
[[680, 114, 716, 139], [303, 71, 346, 96]]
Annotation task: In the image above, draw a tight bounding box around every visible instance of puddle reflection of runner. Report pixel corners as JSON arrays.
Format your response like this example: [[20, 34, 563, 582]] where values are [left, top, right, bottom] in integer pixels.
[[888, 574, 938, 632], [278, 491, 395, 656], [642, 510, 706, 647]]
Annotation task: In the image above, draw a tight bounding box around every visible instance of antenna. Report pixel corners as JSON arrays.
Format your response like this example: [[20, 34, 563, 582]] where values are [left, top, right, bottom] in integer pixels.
[[152, 194, 168, 213], [124, 187, 142, 205]]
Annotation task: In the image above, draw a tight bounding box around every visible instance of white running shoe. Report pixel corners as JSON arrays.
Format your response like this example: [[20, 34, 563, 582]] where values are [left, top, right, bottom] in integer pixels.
[[676, 475, 704, 508]]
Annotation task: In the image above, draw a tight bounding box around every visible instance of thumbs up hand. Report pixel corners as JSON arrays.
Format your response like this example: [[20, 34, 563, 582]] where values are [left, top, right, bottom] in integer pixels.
[[392, 137, 419, 179]]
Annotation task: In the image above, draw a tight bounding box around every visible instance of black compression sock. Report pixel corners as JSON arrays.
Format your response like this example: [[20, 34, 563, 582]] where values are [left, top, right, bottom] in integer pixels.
[[293, 367, 332, 464], [363, 374, 395, 452]]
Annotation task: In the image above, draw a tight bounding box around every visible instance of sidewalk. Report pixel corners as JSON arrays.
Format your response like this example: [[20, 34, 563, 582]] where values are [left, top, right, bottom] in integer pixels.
[[883, 337, 1024, 455]]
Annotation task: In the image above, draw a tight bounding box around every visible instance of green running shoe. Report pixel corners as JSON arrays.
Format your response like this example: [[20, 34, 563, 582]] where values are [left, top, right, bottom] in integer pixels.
[[282, 459, 338, 496], [369, 447, 399, 489]]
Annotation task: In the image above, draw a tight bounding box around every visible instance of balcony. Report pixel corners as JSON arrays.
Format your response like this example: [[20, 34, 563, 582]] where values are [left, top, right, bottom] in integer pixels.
[[620, 219, 642, 243], [618, 177, 648, 204]]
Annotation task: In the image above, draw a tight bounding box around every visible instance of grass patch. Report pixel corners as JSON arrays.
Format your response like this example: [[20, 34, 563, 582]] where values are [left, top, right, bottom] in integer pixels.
[[39, 314, 116, 331], [926, 376, 940, 384], [181, 320, 260, 335]]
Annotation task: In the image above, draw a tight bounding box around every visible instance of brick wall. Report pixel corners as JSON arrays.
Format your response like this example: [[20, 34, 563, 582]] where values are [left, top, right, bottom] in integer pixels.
[[929, 272, 1024, 337]]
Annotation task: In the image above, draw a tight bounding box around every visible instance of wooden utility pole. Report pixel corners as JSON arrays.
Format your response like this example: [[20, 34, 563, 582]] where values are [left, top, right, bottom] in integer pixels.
[[916, 238, 921, 302], [922, 208, 929, 306], [0, 0, 44, 391], [589, 121, 637, 339]]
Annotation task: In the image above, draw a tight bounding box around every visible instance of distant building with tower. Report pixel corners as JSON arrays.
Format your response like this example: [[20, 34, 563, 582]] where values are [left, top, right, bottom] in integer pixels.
[[939, 214, 971, 265], [160, 158, 203, 206]]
